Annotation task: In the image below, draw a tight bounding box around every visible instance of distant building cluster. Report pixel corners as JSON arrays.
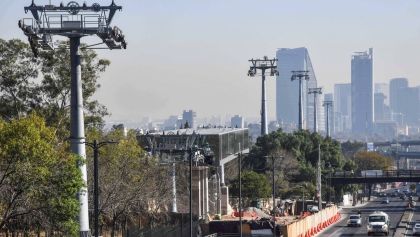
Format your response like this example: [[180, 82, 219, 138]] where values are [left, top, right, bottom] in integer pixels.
[[109, 49, 419, 143], [270, 47, 419, 141]]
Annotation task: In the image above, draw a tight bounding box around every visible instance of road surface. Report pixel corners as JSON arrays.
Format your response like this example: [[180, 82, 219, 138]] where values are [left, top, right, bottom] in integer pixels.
[[318, 195, 412, 236]]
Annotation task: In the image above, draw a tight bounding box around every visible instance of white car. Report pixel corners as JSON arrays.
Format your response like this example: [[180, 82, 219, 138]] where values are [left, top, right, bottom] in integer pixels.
[[413, 223, 420, 236], [347, 214, 362, 227]]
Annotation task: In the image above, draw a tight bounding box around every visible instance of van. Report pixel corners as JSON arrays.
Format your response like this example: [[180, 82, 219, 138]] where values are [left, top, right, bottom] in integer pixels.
[[367, 211, 389, 236]]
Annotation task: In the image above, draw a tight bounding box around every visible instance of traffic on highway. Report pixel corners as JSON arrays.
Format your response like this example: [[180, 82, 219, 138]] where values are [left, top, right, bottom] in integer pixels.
[[318, 186, 420, 236]]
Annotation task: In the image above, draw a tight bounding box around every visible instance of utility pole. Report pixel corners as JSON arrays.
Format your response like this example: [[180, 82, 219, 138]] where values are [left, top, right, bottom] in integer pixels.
[[291, 71, 310, 130], [189, 148, 193, 237], [238, 151, 242, 237], [308, 88, 322, 133], [85, 140, 117, 237], [20, 2, 126, 236], [323, 100, 333, 137], [272, 156, 275, 217], [248, 56, 278, 136], [317, 143, 322, 211]]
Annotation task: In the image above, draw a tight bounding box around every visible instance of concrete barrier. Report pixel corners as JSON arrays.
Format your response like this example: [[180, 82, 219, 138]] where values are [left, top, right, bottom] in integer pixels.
[[281, 205, 339, 237]]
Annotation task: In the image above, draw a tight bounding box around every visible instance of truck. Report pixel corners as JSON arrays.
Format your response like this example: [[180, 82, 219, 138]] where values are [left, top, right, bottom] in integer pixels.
[[361, 170, 383, 177], [367, 211, 390, 236]]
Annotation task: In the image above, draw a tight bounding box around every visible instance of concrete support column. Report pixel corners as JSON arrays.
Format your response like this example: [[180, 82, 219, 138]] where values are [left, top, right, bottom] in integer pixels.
[[220, 164, 225, 186], [192, 167, 201, 218], [192, 167, 209, 219], [221, 186, 229, 215], [204, 168, 209, 218]]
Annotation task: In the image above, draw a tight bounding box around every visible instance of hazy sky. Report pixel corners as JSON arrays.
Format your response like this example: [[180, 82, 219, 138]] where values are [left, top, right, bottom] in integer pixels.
[[1, 0, 420, 122]]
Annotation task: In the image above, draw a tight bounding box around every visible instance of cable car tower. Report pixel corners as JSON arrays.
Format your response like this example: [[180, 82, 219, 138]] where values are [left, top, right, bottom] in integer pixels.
[[19, 1, 126, 236]]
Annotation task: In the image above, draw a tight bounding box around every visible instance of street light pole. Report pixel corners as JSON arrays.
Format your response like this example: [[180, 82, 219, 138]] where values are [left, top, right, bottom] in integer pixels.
[[85, 140, 117, 237], [317, 143, 322, 211], [189, 148, 193, 237], [272, 156, 275, 216], [239, 151, 242, 237]]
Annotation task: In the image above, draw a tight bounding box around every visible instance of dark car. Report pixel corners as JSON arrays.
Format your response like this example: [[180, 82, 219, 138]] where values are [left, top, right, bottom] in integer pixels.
[[382, 198, 390, 204]]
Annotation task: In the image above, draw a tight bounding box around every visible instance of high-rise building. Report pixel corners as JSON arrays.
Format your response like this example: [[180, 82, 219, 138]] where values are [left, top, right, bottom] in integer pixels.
[[374, 93, 387, 121], [389, 78, 420, 125], [231, 115, 244, 128], [182, 110, 196, 129], [276, 47, 323, 131], [163, 115, 182, 130], [334, 83, 351, 133], [389, 78, 408, 114], [375, 83, 389, 105], [351, 48, 374, 134]]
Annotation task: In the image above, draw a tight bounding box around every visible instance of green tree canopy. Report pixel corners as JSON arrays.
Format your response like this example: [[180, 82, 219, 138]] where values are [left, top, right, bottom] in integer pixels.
[[85, 127, 171, 236], [244, 129, 344, 183], [353, 151, 393, 171], [0, 39, 110, 138], [0, 114, 83, 235], [230, 171, 271, 206]]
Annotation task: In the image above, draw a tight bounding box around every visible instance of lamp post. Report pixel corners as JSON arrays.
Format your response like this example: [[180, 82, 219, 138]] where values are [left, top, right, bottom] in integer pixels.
[[316, 143, 322, 211], [85, 140, 117, 237], [248, 56, 278, 135], [272, 156, 275, 216], [189, 148, 193, 237], [291, 71, 310, 130], [238, 151, 243, 237]]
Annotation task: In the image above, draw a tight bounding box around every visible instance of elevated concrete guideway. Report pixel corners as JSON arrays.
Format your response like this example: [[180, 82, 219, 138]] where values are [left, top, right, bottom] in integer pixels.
[[331, 170, 420, 185]]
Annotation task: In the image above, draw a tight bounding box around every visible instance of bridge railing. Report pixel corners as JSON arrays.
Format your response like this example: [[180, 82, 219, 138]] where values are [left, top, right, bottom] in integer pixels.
[[332, 170, 420, 178]]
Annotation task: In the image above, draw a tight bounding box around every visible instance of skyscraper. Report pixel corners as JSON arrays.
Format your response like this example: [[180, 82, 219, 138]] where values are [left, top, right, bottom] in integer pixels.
[[334, 83, 351, 132], [375, 83, 389, 105], [231, 115, 244, 128], [389, 78, 420, 125], [182, 110, 196, 129], [276, 47, 322, 131], [389, 78, 408, 114], [374, 93, 387, 121], [351, 48, 374, 134]]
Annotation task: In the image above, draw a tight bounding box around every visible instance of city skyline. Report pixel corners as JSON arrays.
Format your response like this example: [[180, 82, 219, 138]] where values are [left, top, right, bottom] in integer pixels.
[[1, 0, 420, 121]]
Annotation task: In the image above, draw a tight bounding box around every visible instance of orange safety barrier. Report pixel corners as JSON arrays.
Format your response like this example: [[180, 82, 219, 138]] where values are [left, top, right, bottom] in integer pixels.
[[282, 205, 339, 237]]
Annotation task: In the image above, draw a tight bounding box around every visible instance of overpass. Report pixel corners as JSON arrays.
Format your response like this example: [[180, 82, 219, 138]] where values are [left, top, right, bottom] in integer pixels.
[[331, 170, 420, 185]]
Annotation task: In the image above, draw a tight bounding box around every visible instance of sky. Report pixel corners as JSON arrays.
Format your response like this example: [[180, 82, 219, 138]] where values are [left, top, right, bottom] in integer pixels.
[[1, 0, 420, 123]]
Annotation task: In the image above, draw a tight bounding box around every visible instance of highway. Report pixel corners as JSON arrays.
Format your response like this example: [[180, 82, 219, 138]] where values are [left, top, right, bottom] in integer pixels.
[[318, 194, 416, 236], [403, 202, 420, 236]]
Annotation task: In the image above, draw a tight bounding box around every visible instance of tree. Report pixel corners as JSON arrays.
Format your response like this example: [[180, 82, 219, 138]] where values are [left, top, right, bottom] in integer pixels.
[[0, 39, 110, 138], [0, 114, 83, 235], [353, 151, 393, 171], [229, 171, 271, 206], [243, 129, 344, 194], [341, 140, 365, 159], [85, 128, 171, 237]]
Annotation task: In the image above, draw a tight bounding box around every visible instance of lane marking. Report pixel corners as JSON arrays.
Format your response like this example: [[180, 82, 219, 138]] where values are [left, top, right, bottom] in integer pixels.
[[404, 211, 414, 236]]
